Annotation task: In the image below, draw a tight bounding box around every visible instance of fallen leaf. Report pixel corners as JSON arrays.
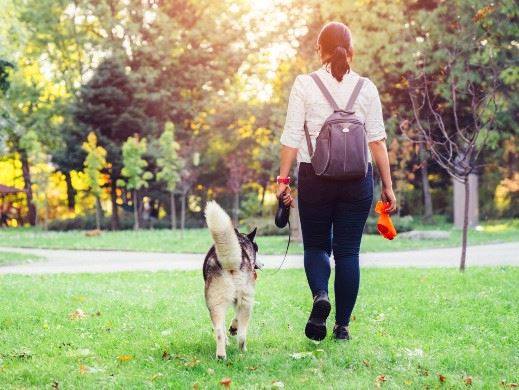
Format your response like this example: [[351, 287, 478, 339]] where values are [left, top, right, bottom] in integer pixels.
[[161, 328, 173, 336], [247, 366, 257, 371], [162, 351, 171, 360], [117, 355, 133, 362], [69, 309, 87, 320], [464, 375, 473, 386], [289, 352, 313, 359], [79, 365, 88, 375], [272, 380, 285, 388], [184, 357, 200, 368], [12, 348, 32, 359], [150, 373, 163, 381], [404, 380, 413, 386], [351, 315, 356, 321], [192, 383, 199, 389], [374, 313, 385, 322], [439, 374, 447, 383], [220, 377, 232, 387], [362, 360, 370, 368], [376, 375, 387, 383], [509, 384, 518, 389]]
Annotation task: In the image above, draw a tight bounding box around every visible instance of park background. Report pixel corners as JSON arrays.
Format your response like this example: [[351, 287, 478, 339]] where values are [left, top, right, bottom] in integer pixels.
[[0, 0, 518, 389]]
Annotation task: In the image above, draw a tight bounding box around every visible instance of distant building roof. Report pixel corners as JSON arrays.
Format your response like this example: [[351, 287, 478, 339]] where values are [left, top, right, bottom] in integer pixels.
[[0, 184, 26, 194]]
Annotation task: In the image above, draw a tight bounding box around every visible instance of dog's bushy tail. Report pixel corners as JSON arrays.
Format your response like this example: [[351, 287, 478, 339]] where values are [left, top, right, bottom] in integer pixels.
[[204, 201, 241, 271]]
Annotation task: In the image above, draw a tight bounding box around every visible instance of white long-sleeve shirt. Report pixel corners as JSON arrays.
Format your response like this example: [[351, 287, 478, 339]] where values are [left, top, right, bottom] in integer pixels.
[[280, 67, 387, 163]]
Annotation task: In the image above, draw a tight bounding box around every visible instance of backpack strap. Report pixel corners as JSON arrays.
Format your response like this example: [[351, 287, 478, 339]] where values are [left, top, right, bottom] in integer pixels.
[[310, 73, 340, 111], [303, 122, 314, 158], [345, 77, 365, 111]]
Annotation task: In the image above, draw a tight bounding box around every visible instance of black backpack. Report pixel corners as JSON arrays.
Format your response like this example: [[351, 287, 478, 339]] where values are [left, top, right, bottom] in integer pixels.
[[304, 73, 368, 180]]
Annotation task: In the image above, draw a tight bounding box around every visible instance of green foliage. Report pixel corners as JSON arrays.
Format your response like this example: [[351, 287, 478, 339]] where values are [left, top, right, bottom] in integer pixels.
[[156, 121, 183, 192], [82, 132, 107, 197], [119, 135, 153, 191]]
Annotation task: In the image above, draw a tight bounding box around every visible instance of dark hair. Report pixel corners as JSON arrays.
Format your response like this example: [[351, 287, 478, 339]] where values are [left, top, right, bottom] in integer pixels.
[[317, 22, 353, 82]]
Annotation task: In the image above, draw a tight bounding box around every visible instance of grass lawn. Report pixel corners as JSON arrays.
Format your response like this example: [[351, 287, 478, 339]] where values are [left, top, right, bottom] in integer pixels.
[[0, 219, 517, 255], [0, 268, 517, 389], [0, 251, 42, 266]]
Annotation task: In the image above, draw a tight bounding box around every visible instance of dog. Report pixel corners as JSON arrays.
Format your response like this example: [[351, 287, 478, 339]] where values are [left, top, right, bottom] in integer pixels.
[[203, 201, 262, 359]]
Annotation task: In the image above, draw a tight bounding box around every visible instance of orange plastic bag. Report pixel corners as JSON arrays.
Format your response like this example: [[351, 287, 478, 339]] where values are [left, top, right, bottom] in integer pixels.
[[374, 201, 397, 240]]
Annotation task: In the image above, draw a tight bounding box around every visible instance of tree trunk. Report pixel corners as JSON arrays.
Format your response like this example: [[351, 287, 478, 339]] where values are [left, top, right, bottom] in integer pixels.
[[95, 195, 103, 230], [260, 181, 268, 207], [232, 191, 239, 227], [170, 191, 177, 230], [20, 151, 36, 226], [133, 189, 139, 230], [43, 195, 49, 231], [180, 190, 186, 239], [64, 171, 76, 212], [460, 177, 469, 272], [420, 148, 433, 224], [110, 178, 120, 230]]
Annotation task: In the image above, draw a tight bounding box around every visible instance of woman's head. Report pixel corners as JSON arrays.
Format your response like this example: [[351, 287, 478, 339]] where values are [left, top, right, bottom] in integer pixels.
[[317, 22, 353, 82]]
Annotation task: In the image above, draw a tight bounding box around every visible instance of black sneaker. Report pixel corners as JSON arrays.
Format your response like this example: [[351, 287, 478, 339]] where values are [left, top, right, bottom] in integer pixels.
[[304, 291, 331, 341], [333, 324, 351, 341]]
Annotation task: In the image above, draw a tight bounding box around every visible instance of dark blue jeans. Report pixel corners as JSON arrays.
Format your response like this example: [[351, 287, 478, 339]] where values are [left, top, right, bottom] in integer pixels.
[[297, 162, 373, 326]]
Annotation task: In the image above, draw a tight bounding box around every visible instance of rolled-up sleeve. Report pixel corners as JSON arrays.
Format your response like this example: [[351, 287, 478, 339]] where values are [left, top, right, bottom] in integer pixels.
[[280, 75, 306, 148], [365, 82, 387, 142]]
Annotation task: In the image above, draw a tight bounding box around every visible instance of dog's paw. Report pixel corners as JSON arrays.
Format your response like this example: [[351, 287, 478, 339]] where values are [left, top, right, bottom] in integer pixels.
[[216, 354, 227, 360], [228, 326, 237, 336]]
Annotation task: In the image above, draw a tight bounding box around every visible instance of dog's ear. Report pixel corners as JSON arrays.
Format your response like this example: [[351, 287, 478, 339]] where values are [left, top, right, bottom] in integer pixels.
[[246, 227, 257, 242]]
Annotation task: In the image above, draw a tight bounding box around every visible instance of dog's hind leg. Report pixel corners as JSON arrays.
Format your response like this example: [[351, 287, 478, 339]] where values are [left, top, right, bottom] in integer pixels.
[[236, 302, 253, 352], [209, 305, 228, 360]]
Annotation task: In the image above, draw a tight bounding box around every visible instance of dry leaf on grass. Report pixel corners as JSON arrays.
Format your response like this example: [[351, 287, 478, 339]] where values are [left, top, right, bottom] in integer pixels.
[[68, 309, 87, 320], [220, 377, 232, 387], [463, 375, 473, 386], [117, 355, 133, 362], [289, 352, 313, 359], [439, 374, 447, 383], [192, 383, 199, 389]]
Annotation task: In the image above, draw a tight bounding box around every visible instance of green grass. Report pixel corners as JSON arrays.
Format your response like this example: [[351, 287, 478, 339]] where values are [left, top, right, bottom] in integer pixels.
[[0, 219, 517, 255], [0, 268, 517, 389], [0, 251, 42, 266]]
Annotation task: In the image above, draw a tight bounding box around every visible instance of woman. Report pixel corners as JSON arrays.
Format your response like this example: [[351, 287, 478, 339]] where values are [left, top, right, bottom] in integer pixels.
[[277, 22, 397, 341]]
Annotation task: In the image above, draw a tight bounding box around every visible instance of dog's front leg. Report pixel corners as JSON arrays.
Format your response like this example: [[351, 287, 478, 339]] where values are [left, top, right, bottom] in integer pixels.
[[209, 306, 227, 359]]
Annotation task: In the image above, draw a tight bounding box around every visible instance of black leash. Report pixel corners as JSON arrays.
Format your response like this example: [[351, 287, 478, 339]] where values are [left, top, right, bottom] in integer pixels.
[[266, 219, 291, 276]]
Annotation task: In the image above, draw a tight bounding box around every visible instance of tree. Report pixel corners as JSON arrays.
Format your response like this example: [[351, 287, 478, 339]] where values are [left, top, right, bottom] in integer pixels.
[[19, 130, 53, 229], [118, 135, 153, 230], [225, 148, 255, 227], [156, 121, 183, 230], [82, 132, 107, 231], [400, 0, 501, 271], [74, 58, 146, 229]]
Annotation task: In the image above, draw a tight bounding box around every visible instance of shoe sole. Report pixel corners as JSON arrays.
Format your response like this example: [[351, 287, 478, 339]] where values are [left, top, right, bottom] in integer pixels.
[[305, 298, 331, 341]]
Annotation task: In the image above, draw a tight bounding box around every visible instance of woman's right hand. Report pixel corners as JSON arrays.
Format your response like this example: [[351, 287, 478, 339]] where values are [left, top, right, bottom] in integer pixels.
[[276, 184, 294, 208]]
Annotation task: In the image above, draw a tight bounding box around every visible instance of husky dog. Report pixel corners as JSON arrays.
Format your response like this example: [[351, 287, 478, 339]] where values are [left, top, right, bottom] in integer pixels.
[[203, 201, 262, 359]]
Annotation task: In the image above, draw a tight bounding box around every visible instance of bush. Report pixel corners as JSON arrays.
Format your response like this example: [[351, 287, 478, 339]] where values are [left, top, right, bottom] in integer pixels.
[[47, 213, 205, 231], [241, 216, 289, 236], [364, 215, 415, 234]]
